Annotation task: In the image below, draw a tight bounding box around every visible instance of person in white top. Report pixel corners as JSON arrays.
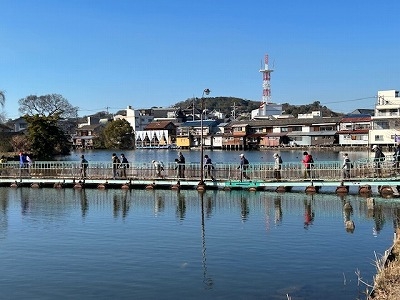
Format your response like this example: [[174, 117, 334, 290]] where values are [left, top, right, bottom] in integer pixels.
[[342, 153, 351, 179]]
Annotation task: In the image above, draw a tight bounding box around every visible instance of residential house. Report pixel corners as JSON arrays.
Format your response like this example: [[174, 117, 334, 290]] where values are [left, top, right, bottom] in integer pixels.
[[212, 122, 228, 149], [135, 121, 177, 148], [226, 114, 340, 149], [8, 117, 28, 132], [223, 122, 249, 150], [337, 114, 371, 146], [286, 116, 340, 146], [176, 120, 219, 149], [72, 117, 104, 149]]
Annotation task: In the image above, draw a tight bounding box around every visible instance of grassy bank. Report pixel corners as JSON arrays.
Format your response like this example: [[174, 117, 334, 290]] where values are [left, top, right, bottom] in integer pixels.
[[369, 229, 400, 299]]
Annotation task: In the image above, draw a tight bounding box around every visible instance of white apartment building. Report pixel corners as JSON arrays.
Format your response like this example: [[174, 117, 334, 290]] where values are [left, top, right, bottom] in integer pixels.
[[114, 106, 154, 132], [370, 90, 400, 146], [251, 102, 283, 119]]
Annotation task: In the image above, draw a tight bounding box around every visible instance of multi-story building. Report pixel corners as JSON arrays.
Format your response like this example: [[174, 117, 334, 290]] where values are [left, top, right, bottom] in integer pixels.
[[114, 106, 154, 132], [227, 115, 340, 149], [370, 90, 400, 147], [337, 114, 371, 146]]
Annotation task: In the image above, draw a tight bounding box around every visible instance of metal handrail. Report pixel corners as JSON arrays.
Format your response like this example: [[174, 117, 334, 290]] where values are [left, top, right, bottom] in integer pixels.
[[0, 159, 398, 181]]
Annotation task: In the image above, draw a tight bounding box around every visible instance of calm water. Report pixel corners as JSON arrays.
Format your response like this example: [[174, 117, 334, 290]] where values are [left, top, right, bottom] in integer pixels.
[[0, 187, 398, 299]]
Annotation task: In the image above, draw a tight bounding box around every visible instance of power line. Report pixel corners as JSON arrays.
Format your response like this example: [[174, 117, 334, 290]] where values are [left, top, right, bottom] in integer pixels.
[[322, 96, 376, 105]]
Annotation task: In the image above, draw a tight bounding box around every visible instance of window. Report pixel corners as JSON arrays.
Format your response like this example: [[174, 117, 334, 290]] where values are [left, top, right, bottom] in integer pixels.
[[375, 135, 384, 141], [233, 127, 245, 132], [291, 126, 302, 132], [374, 121, 389, 130], [320, 126, 334, 131]]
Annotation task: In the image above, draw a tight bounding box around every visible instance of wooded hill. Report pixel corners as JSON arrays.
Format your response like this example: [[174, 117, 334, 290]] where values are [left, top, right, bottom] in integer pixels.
[[174, 97, 342, 119]]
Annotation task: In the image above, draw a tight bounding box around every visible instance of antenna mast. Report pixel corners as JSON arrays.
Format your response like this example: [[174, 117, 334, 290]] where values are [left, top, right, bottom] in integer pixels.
[[259, 54, 274, 104]]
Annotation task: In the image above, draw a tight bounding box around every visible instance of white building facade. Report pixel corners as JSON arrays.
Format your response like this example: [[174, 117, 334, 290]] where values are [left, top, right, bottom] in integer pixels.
[[369, 90, 400, 146], [114, 106, 154, 132]]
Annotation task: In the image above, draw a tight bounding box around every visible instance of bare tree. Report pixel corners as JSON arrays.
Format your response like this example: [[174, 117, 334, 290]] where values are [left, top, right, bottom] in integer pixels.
[[18, 94, 78, 118], [0, 90, 6, 123], [0, 90, 5, 107]]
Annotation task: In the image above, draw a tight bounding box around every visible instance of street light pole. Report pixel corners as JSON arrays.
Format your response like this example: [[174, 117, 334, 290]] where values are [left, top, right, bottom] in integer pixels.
[[198, 88, 210, 190]]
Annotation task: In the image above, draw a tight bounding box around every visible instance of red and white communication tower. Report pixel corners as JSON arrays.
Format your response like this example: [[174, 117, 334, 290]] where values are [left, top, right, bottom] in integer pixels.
[[259, 54, 273, 105]]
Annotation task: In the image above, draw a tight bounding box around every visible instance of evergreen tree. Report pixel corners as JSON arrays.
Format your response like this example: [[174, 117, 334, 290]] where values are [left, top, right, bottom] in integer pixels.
[[25, 114, 70, 160], [103, 119, 133, 149]]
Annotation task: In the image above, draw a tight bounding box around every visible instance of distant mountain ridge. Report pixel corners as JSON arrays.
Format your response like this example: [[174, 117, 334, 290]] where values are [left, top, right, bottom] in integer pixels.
[[174, 97, 342, 118]]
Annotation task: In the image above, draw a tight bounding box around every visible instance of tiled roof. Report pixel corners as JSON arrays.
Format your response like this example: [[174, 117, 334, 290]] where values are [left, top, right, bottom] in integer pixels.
[[180, 120, 219, 127], [144, 121, 175, 130]]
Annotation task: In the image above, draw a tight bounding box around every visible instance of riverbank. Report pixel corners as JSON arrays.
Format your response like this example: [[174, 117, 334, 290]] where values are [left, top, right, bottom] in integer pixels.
[[369, 229, 400, 299]]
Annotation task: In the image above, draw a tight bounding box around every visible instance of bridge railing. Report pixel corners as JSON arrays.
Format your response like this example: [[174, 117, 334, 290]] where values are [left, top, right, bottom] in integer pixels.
[[0, 159, 397, 181]]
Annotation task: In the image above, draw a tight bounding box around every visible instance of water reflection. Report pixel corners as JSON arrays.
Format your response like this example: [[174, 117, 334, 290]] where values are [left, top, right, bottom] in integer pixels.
[[371, 205, 386, 236], [200, 192, 213, 289], [176, 192, 186, 220], [240, 193, 249, 221], [0, 188, 8, 239], [303, 197, 314, 229], [154, 193, 165, 216], [205, 194, 213, 219], [343, 200, 355, 233], [0, 188, 400, 299], [79, 190, 88, 218], [112, 191, 130, 219], [274, 196, 283, 225], [20, 188, 31, 215]]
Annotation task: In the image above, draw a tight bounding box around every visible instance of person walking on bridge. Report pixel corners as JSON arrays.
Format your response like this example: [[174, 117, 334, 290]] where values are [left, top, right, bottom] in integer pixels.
[[112, 153, 121, 179], [302, 151, 314, 179], [120, 154, 129, 178], [204, 155, 215, 181], [80, 155, 88, 179], [342, 153, 352, 179], [177, 152, 185, 178], [372, 145, 385, 177], [273, 153, 282, 180], [238, 154, 250, 181], [152, 160, 164, 178]]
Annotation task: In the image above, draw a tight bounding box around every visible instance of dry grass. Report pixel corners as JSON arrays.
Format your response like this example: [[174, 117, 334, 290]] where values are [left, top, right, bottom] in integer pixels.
[[369, 230, 400, 299]]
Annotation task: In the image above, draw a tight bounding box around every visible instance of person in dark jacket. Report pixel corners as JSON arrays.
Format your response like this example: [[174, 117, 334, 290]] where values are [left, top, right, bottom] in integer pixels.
[[372, 145, 385, 177], [80, 155, 88, 178], [112, 153, 121, 179], [204, 155, 215, 181], [238, 154, 250, 180], [177, 152, 185, 178], [120, 153, 129, 178]]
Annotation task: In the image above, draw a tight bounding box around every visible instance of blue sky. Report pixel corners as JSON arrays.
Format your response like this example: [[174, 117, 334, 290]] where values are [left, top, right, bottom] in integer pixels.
[[1, 0, 399, 119]]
